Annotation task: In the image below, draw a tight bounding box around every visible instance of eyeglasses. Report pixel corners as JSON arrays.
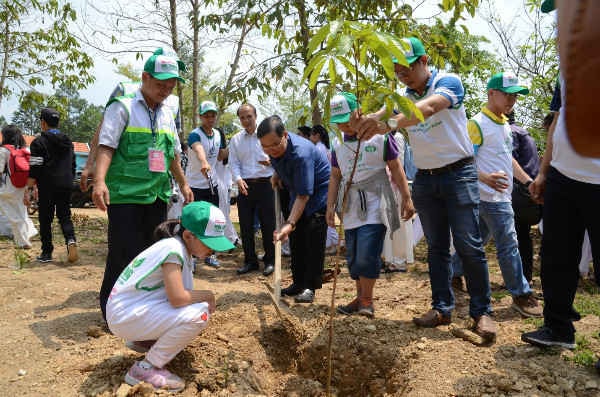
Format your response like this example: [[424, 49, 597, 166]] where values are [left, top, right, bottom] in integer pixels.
[[260, 135, 286, 150]]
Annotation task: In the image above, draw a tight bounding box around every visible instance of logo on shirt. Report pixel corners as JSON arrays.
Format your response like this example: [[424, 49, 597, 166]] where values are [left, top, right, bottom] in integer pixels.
[[364, 145, 377, 153]]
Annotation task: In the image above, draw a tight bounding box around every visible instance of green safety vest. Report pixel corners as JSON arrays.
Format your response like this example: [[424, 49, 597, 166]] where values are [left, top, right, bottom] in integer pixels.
[[105, 93, 175, 205]]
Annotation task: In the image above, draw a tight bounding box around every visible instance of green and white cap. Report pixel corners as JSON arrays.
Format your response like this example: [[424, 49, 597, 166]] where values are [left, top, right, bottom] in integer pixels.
[[541, 0, 555, 13], [487, 72, 529, 95], [393, 37, 427, 65], [199, 100, 218, 115], [181, 201, 234, 252], [144, 49, 185, 83], [329, 92, 358, 124]]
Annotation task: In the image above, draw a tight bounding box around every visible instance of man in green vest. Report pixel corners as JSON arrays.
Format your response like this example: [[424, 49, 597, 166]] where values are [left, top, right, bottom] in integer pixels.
[[93, 51, 192, 320]]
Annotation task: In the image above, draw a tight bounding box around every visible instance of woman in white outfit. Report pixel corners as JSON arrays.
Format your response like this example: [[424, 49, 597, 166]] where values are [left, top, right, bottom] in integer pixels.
[[0, 125, 37, 248]]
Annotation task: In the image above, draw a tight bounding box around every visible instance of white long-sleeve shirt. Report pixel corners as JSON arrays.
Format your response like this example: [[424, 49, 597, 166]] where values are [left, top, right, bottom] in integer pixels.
[[228, 129, 273, 182]]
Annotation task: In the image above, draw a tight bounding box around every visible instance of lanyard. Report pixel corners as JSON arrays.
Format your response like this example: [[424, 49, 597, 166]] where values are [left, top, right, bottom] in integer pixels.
[[147, 107, 158, 145]]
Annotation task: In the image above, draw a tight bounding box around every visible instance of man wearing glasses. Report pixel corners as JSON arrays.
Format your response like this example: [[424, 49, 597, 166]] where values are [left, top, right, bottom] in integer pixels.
[[257, 116, 330, 303]]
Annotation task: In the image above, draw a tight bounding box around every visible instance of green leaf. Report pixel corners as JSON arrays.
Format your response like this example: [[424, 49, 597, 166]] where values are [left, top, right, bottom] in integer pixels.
[[307, 23, 330, 55]]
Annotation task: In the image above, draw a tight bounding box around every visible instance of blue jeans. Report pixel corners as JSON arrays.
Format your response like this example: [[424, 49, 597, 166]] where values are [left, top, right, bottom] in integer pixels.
[[451, 201, 531, 297], [412, 163, 492, 318], [345, 223, 387, 280]]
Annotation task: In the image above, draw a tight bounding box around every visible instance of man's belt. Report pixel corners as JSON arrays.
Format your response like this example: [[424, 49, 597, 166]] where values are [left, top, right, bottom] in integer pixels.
[[417, 157, 474, 176], [244, 177, 271, 183]]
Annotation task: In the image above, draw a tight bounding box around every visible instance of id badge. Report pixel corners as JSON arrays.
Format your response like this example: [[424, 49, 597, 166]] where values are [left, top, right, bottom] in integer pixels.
[[148, 149, 166, 173]]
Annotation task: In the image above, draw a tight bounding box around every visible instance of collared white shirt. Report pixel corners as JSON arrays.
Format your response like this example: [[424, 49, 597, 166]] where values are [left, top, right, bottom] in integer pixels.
[[99, 89, 181, 154], [228, 128, 273, 182]]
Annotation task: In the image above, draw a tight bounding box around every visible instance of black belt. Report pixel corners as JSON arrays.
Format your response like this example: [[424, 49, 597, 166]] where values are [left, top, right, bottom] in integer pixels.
[[417, 157, 474, 176], [244, 177, 271, 183]]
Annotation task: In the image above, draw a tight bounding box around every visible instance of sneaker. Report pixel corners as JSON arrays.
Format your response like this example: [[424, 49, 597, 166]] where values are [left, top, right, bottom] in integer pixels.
[[521, 326, 576, 349], [204, 254, 220, 268], [125, 340, 156, 353], [67, 240, 79, 263], [512, 294, 543, 318], [36, 252, 52, 263], [337, 299, 359, 315], [357, 304, 375, 318], [125, 361, 185, 391]]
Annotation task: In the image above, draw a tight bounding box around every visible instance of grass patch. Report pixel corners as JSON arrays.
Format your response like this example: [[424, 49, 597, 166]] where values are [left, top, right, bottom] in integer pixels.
[[523, 317, 544, 328], [574, 292, 600, 317], [564, 335, 597, 367], [491, 290, 510, 301]]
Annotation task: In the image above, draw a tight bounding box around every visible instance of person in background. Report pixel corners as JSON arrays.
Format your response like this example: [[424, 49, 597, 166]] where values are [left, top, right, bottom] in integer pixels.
[[228, 103, 275, 276], [450, 73, 542, 318], [26, 108, 78, 264], [309, 125, 339, 254], [509, 111, 542, 283], [186, 100, 226, 268], [0, 125, 37, 248]]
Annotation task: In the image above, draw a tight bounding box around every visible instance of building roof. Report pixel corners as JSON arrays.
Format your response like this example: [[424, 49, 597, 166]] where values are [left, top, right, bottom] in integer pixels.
[[22, 134, 90, 153]]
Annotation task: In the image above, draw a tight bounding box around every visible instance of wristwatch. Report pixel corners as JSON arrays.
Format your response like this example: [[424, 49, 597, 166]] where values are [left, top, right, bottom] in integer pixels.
[[286, 220, 296, 231], [387, 118, 398, 130]]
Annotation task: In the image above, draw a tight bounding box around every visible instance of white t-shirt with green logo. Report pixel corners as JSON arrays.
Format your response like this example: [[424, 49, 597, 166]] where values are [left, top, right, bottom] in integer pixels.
[[106, 237, 193, 325]]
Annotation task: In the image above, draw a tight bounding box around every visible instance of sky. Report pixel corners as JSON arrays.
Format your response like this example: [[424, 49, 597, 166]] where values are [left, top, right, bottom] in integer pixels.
[[1, 0, 549, 122]]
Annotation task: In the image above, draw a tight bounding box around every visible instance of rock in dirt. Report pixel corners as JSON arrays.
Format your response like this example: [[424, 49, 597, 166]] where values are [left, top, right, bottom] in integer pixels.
[[17, 369, 26, 376], [449, 324, 485, 346], [129, 382, 155, 396], [115, 383, 131, 397], [585, 380, 599, 389], [365, 324, 376, 332], [216, 333, 230, 343], [86, 325, 105, 338]]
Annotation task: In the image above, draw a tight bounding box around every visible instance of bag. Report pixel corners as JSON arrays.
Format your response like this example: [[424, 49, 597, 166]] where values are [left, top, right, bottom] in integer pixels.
[[512, 180, 542, 226], [3, 144, 30, 188]]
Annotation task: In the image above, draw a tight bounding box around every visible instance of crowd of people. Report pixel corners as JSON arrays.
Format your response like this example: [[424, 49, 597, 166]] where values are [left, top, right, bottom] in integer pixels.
[[1, 0, 598, 389]]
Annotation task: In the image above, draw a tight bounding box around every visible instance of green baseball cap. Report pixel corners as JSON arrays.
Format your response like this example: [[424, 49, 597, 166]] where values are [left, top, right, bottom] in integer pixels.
[[393, 37, 427, 65], [329, 92, 358, 124], [153, 47, 186, 73], [487, 72, 529, 95], [181, 201, 234, 252], [144, 49, 185, 83], [541, 0, 555, 13], [199, 100, 218, 115]]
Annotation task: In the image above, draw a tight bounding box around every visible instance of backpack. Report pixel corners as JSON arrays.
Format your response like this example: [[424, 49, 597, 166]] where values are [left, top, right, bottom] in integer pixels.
[[3, 144, 30, 188]]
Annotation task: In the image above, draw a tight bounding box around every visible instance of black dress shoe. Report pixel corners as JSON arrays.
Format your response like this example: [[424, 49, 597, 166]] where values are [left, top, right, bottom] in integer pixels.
[[263, 264, 274, 276], [237, 263, 259, 275], [294, 289, 315, 303], [281, 284, 303, 296]]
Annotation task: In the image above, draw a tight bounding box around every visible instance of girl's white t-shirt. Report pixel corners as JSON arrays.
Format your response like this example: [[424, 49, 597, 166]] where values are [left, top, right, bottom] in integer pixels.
[[106, 237, 193, 324]]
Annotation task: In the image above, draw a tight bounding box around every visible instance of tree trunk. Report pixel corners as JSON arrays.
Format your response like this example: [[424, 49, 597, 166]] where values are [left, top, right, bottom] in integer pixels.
[[218, 5, 252, 120], [0, 22, 11, 107], [191, 0, 200, 129], [169, 0, 184, 137]]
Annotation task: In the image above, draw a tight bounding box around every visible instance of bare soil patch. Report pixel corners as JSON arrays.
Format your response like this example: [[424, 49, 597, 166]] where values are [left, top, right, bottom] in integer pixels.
[[1, 209, 599, 396]]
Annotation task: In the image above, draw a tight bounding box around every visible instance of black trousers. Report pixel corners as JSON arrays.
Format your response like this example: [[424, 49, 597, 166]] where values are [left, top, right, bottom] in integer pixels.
[[289, 210, 327, 290], [541, 167, 600, 338], [37, 187, 76, 255], [99, 199, 166, 320], [514, 219, 534, 282], [237, 179, 275, 266], [192, 186, 219, 206]]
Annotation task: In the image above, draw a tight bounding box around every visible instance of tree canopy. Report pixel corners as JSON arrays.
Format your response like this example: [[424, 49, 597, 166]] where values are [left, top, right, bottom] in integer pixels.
[[0, 1, 94, 107]]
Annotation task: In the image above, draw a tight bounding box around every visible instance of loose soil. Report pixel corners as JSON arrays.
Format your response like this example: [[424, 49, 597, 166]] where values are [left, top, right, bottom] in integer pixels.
[[1, 208, 599, 396]]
